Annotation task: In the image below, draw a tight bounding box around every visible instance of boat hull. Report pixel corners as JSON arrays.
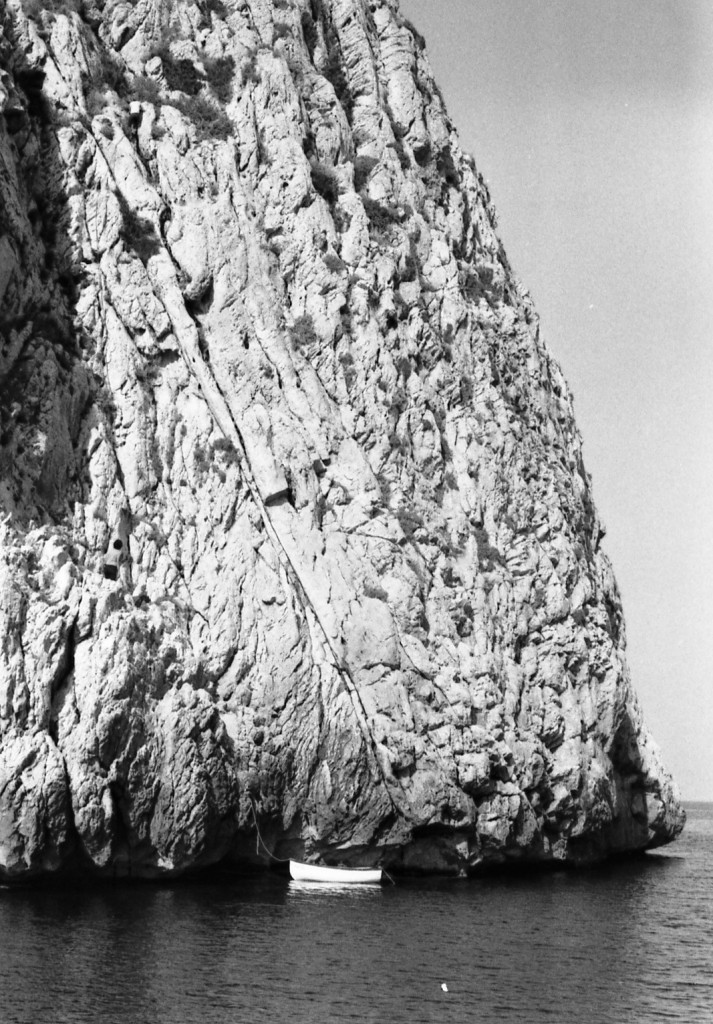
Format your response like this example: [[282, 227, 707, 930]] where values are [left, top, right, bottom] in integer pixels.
[[289, 860, 383, 884]]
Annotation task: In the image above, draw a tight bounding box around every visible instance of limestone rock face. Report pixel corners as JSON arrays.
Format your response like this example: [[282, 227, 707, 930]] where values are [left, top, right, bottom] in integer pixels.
[[0, 0, 683, 878]]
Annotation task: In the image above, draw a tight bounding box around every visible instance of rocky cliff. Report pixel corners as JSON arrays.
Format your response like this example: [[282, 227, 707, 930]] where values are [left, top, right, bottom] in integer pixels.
[[0, 0, 684, 879]]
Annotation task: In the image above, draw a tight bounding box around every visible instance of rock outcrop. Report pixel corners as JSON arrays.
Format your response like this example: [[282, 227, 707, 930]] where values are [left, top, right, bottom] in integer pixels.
[[0, 0, 683, 879]]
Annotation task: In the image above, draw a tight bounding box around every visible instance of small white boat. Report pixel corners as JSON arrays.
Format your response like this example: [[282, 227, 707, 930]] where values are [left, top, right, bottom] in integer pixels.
[[289, 860, 383, 884]]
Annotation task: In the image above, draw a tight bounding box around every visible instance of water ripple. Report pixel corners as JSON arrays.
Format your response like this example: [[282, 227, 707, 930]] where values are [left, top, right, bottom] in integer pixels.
[[0, 805, 711, 1023]]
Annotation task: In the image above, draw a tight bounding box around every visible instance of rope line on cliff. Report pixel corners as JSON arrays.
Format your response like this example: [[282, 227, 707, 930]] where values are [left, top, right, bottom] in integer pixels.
[[183, 326, 405, 824], [249, 799, 290, 864], [146, 212, 405, 828]]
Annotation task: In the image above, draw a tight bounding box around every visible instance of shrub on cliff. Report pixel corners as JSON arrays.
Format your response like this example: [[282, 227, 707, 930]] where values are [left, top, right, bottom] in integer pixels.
[[23, 0, 83, 17], [172, 95, 232, 141], [399, 251, 418, 283], [117, 195, 162, 263], [396, 505, 425, 539], [322, 47, 352, 119], [133, 76, 162, 105], [290, 315, 318, 350], [203, 55, 235, 103], [212, 437, 239, 466], [322, 251, 345, 273], [338, 351, 357, 388], [310, 161, 339, 204], [206, 0, 228, 16], [353, 155, 379, 192], [156, 49, 202, 96], [400, 17, 426, 50], [301, 10, 319, 57], [273, 22, 292, 43], [362, 197, 401, 234], [240, 54, 262, 87]]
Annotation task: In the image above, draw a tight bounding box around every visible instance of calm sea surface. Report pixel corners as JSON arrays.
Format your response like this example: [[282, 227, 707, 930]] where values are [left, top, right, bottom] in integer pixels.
[[0, 803, 710, 1024]]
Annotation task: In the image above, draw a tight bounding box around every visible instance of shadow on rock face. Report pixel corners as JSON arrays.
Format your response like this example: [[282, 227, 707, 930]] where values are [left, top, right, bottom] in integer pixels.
[[0, 58, 99, 526]]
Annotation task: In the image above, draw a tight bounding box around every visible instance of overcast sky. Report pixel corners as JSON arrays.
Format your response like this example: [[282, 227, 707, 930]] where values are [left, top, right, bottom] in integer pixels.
[[400, 0, 713, 800]]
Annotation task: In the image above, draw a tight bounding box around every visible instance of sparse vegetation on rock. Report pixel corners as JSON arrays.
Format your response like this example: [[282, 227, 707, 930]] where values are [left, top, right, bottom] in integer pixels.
[[0, 0, 683, 884]]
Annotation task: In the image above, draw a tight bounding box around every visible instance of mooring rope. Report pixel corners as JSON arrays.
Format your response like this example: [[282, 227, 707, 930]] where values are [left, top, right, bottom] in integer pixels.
[[249, 798, 291, 864], [249, 798, 394, 881]]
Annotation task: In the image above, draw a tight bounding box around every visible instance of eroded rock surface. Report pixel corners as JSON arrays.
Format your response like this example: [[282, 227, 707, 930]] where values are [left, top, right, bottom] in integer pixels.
[[0, 0, 683, 878]]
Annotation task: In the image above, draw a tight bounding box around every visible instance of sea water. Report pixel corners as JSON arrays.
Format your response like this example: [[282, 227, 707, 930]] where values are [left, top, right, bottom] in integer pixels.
[[0, 804, 710, 1024]]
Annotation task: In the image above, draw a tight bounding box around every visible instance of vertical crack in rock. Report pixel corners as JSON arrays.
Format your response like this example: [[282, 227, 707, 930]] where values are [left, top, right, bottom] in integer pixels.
[[0, 0, 684, 879]]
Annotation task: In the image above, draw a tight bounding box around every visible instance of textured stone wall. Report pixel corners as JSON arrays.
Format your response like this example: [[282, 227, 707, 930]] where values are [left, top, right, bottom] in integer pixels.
[[0, 0, 683, 878]]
